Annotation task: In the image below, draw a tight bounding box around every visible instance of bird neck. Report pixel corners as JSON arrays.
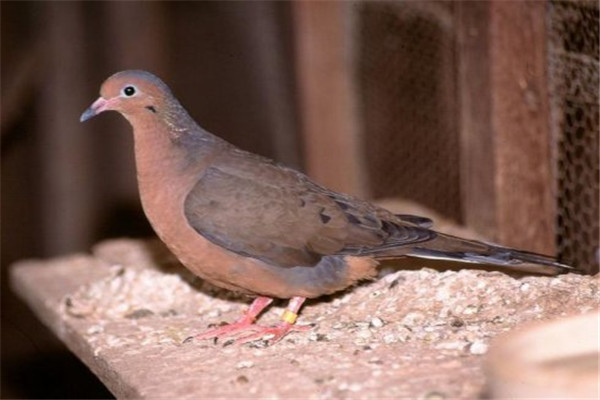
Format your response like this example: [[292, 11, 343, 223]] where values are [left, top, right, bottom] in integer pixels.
[[130, 111, 226, 208]]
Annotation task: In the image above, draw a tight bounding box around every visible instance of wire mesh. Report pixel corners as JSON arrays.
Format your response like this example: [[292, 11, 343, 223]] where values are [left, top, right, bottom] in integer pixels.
[[351, 1, 598, 272], [548, 0, 599, 272], [355, 2, 461, 222]]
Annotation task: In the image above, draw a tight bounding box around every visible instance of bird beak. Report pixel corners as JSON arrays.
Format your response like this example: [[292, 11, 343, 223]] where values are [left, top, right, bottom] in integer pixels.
[[80, 97, 110, 122]]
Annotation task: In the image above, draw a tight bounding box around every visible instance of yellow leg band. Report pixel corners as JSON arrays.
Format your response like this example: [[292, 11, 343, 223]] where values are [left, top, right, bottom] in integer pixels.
[[281, 309, 298, 325]]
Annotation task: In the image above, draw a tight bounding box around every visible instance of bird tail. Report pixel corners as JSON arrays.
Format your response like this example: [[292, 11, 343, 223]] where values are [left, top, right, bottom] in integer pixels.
[[382, 233, 575, 275]]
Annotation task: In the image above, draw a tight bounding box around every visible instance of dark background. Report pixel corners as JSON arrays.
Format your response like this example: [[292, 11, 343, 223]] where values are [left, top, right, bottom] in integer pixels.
[[2, 1, 598, 398]]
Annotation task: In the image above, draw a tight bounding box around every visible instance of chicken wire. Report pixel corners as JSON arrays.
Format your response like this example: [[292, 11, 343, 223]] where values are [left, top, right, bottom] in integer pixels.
[[547, 0, 599, 273], [355, 1, 461, 222]]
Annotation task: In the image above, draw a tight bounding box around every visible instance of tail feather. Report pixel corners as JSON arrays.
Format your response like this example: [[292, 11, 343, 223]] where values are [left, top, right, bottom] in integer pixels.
[[401, 233, 574, 275]]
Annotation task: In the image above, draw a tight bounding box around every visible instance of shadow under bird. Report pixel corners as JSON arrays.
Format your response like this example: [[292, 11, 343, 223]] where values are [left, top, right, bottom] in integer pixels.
[[80, 70, 575, 344]]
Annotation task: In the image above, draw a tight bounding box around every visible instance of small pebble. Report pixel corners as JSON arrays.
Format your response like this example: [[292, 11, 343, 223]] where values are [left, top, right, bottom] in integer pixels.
[[370, 317, 384, 328], [423, 391, 446, 400], [450, 317, 464, 328], [435, 340, 467, 350], [368, 357, 383, 365], [396, 327, 412, 342], [402, 312, 425, 326], [462, 305, 479, 315], [236, 360, 254, 369], [125, 308, 154, 319], [356, 329, 372, 339], [86, 325, 104, 335], [383, 333, 397, 344], [309, 332, 329, 342], [332, 322, 346, 329], [348, 383, 362, 392], [469, 340, 489, 355]]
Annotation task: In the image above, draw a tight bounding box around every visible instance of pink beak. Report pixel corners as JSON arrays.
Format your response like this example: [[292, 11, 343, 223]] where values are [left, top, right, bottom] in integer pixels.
[[80, 97, 110, 122]]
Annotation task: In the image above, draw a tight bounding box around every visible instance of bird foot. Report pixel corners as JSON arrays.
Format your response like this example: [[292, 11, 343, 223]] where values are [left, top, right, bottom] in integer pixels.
[[184, 296, 310, 346], [185, 318, 259, 343], [236, 322, 313, 345]]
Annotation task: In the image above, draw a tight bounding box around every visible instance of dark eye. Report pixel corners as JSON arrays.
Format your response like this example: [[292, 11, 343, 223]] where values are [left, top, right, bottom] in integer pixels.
[[122, 85, 136, 97]]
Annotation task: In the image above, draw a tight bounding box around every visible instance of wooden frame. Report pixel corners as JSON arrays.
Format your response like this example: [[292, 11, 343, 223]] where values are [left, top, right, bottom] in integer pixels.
[[295, 1, 556, 253]]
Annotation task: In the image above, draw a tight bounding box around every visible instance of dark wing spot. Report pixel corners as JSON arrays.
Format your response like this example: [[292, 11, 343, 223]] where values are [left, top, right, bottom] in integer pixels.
[[145, 105, 157, 113], [346, 214, 361, 225], [334, 200, 350, 210], [319, 211, 332, 224], [381, 220, 396, 234]]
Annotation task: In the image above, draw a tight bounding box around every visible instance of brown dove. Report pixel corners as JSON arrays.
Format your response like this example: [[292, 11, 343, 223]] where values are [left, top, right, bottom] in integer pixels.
[[80, 70, 574, 344]]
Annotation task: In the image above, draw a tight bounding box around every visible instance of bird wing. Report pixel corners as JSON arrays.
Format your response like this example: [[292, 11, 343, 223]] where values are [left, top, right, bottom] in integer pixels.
[[183, 149, 434, 267]]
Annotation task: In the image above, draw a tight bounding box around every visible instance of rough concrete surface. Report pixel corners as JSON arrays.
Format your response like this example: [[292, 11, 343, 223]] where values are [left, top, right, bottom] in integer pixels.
[[10, 235, 598, 399]]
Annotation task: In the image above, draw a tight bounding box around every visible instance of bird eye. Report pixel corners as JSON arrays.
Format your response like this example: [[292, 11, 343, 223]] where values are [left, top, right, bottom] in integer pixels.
[[122, 85, 137, 97]]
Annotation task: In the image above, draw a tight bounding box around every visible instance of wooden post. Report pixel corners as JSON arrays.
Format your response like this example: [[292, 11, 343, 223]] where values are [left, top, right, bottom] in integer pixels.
[[39, 2, 95, 255], [104, 1, 168, 202], [293, 1, 366, 196], [490, 1, 556, 253], [457, 1, 497, 239], [458, 1, 556, 253]]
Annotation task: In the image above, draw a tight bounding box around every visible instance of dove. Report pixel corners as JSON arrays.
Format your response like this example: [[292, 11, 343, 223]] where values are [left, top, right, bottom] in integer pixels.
[[81, 70, 574, 344]]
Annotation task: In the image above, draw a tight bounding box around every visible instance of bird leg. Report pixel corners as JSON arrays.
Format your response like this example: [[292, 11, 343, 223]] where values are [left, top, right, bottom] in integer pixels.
[[236, 296, 311, 345], [188, 296, 273, 342]]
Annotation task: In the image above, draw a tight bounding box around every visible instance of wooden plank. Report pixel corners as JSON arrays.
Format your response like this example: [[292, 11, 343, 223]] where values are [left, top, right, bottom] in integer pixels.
[[9, 238, 596, 398], [489, 0, 556, 253], [104, 1, 168, 202], [293, 1, 366, 196], [237, 2, 302, 170], [458, 1, 555, 253], [39, 2, 95, 255], [456, 1, 497, 239]]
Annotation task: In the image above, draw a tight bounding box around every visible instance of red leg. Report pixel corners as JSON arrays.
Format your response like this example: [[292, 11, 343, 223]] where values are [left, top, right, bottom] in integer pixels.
[[236, 296, 311, 345], [187, 296, 273, 342]]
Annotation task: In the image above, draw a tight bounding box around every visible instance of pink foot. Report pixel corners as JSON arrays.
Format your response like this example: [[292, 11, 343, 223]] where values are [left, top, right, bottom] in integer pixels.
[[184, 296, 311, 346], [187, 319, 261, 342], [236, 321, 313, 345], [185, 296, 273, 343]]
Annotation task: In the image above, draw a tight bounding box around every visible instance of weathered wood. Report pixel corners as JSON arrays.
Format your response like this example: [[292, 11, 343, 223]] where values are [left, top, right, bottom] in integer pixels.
[[458, 1, 556, 253], [39, 2, 95, 255], [490, 1, 556, 254], [293, 1, 366, 196], [104, 1, 168, 202], [456, 1, 497, 239], [10, 238, 596, 399]]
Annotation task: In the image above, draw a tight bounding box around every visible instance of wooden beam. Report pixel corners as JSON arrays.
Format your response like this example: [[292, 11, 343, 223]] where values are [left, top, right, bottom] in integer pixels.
[[10, 238, 596, 398], [293, 1, 366, 196], [104, 1, 168, 202], [490, 0, 556, 253], [458, 1, 555, 254], [457, 1, 497, 239], [39, 2, 95, 255]]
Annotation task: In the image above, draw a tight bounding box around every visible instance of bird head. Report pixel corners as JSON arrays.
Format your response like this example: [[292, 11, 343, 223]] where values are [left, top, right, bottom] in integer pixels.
[[80, 70, 171, 123]]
